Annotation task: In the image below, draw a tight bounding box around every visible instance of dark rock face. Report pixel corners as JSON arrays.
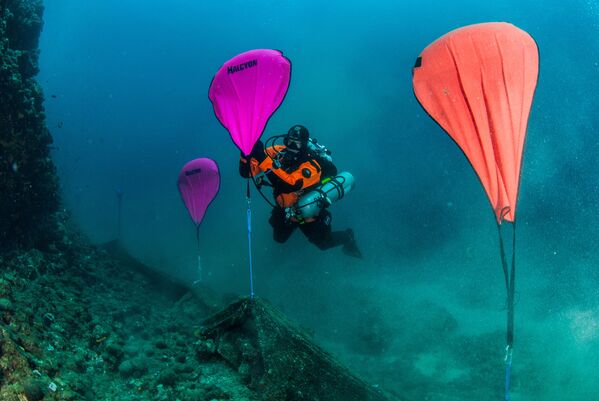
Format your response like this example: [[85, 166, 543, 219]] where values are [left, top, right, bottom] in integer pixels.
[[0, 0, 60, 250]]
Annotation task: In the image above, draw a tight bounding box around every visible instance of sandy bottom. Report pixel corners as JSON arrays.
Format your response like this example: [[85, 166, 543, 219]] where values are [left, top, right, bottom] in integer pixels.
[[262, 237, 599, 401]]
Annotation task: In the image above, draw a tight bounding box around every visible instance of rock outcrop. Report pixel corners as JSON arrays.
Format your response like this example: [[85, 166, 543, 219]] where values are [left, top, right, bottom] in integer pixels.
[[1, 0, 59, 250]]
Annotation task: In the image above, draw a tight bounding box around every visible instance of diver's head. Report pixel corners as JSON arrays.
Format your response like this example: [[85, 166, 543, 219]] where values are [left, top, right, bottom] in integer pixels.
[[284, 124, 309, 154]]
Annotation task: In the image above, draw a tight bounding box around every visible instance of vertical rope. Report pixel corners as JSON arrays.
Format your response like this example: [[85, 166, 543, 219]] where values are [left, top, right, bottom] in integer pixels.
[[508, 221, 517, 345], [246, 181, 255, 301], [497, 223, 510, 296], [505, 345, 513, 401], [497, 218, 517, 401], [196, 224, 202, 283]]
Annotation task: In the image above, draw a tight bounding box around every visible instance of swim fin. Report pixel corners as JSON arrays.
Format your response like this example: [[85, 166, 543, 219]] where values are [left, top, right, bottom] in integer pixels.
[[342, 229, 362, 259]]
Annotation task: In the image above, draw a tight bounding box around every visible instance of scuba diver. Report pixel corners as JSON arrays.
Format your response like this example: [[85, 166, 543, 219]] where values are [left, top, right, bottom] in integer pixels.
[[239, 124, 362, 258]]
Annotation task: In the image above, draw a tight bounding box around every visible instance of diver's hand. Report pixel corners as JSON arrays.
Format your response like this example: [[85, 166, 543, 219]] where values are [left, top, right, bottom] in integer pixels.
[[248, 140, 266, 162], [240, 140, 266, 161], [255, 175, 264, 187]]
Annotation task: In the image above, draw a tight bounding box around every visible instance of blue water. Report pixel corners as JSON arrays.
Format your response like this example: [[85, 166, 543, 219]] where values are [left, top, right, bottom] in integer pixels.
[[39, 1, 599, 400]]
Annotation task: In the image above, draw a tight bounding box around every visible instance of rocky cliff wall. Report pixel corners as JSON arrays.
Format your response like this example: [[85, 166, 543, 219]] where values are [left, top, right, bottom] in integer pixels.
[[0, 0, 59, 250]]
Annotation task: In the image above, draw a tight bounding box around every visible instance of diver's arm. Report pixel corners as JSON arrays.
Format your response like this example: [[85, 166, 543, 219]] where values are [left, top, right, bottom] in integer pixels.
[[239, 155, 251, 177], [265, 170, 303, 193], [316, 156, 338, 178]]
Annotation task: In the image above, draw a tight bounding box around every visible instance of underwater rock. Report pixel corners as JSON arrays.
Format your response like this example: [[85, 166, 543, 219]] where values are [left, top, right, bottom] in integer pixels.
[[199, 297, 397, 401], [41, 312, 54, 327], [118, 357, 149, 378], [0, 297, 14, 312], [21, 378, 45, 401], [0, 0, 60, 250], [195, 338, 218, 361], [157, 368, 178, 386], [1, 222, 261, 399]]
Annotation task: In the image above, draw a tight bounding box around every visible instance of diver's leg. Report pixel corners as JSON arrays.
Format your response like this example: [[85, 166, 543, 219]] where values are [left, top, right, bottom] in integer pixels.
[[269, 207, 295, 243], [300, 210, 362, 258], [300, 210, 335, 250], [339, 228, 362, 258]]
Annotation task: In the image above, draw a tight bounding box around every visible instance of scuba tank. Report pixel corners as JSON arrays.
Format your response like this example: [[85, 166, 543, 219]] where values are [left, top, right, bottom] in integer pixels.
[[291, 172, 355, 220], [307, 138, 332, 163]]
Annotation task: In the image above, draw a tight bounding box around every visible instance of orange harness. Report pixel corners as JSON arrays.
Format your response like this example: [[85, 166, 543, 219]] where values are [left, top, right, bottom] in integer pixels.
[[241, 145, 323, 209]]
